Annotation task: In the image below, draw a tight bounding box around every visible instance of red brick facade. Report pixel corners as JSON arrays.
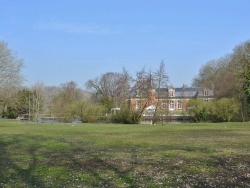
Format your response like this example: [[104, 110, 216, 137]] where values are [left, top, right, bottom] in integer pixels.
[[128, 87, 214, 114]]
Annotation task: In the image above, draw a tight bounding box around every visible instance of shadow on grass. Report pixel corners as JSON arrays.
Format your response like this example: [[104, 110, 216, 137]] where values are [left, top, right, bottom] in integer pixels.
[[67, 148, 141, 187], [0, 139, 45, 187], [0, 135, 143, 187], [1, 134, 250, 187]]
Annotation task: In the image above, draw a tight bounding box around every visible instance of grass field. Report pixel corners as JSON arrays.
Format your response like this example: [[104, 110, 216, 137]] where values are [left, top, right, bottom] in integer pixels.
[[0, 120, 250, 187]]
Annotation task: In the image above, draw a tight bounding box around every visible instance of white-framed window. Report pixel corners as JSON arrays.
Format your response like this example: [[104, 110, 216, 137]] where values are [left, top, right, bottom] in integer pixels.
[[162, 100, 167, 109], [136, 100, 141, 110], [169, 100, 174, 110], [169, 90, 174, 97], [177, 100, 182, 109], [204, 89, 208, 96]]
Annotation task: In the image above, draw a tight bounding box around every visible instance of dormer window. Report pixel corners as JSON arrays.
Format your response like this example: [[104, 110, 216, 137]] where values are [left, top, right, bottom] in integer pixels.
[[168, 88, 175, 97], [169, 90, 174, 97]]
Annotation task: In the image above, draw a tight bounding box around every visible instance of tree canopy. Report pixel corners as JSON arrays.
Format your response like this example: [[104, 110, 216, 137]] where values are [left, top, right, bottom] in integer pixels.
[[192, 40, 250, 121], [2, 38, 250, 123], [0, 40, 24, 116], [0, 41, 24, 89]]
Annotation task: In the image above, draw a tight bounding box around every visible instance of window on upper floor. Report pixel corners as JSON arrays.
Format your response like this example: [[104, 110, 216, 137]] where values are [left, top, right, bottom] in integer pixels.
[[169, 89, 175, 97]]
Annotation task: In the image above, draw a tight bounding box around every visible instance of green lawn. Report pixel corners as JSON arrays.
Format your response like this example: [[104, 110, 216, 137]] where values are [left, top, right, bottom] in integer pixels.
[[0, 120, 250, 187]]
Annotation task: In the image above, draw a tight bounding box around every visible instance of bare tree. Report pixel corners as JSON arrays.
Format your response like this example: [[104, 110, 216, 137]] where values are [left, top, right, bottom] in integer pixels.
[[152, 61, 169, 124], [42, 86, 61, 115], [132, 64, 168, 124], [130, 67, 152, 121], [86, 69, 132, 110], [192, 57, 232, 97], [0, 40, 24, 115], [60, 81, 82, 102], [51, 81, 83, 117], [133, 67, 152, 96], [29, 82, 45, 120]]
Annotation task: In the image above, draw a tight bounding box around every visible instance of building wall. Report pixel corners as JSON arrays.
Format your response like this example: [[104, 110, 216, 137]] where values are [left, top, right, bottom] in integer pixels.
[[129, 88, 214, 113]]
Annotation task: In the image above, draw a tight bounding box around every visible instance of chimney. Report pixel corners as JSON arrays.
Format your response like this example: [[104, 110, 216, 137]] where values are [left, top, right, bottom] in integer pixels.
[[182, 84, 186, 90], [148, 89, 156, 101]]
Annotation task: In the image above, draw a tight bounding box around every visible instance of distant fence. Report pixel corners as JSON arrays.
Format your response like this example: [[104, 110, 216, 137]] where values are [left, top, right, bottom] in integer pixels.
[[141, 115, 194, 124], [36, 117, 62, 123]]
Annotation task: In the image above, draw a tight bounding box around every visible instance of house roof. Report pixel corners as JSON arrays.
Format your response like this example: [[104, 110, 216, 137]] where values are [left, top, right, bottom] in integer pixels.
[[130, 87, 214, 99]]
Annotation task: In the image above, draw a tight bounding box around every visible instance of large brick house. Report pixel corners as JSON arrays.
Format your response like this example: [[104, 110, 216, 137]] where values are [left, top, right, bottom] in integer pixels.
[[128, 86, 214, 115]]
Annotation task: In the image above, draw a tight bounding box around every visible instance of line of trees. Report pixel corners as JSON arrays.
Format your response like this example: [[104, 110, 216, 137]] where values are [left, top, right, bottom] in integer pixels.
[[192, 40, 250, 122], [1, 39, 250, 123], [0, 39, 168, 123]]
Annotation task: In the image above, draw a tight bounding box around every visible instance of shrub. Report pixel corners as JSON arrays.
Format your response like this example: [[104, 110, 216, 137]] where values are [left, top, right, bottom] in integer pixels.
[[111, 107, 141, 124], [188, 99, 213, 122], [215, 98, 240, 122]]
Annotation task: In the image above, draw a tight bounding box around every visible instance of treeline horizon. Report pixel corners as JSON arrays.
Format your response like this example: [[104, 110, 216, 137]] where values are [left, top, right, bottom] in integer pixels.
[[0, 39, 250, 123]]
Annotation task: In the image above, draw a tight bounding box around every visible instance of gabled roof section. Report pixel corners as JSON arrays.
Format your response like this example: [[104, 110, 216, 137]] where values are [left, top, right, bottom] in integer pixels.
[[129, 86, 214, 99], [175, 87, 200, 98], [168, 87, 214, 98]]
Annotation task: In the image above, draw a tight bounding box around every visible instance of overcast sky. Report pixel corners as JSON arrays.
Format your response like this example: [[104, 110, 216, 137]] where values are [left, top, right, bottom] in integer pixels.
[[1, 0, 250, 88]]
